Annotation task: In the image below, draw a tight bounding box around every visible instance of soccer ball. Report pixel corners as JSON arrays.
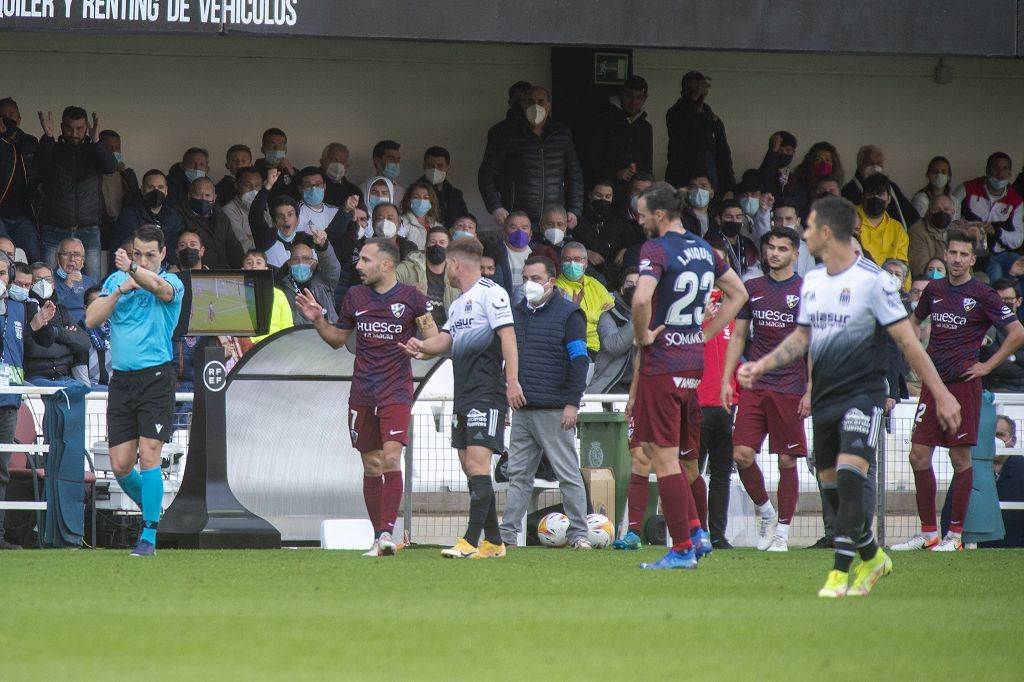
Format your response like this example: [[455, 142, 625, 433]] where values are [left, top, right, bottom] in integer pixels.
[[537, 512, 570, 547], [586, 513, 614, 548]]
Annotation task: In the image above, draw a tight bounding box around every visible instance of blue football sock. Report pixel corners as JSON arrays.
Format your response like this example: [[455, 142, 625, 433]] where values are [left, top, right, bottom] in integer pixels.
[[115, 470, 144, 508], [139, 466, 163, 544]]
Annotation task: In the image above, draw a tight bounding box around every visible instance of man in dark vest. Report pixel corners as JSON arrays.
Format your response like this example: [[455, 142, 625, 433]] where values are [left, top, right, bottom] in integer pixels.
[[0, 252, 59, 549], [499, 256, 592, 548]]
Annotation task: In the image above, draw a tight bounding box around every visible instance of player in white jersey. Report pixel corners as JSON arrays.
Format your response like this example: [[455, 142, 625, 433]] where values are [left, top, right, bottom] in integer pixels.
[[400, 237, 524, 560], [739, 196, 960, 598]]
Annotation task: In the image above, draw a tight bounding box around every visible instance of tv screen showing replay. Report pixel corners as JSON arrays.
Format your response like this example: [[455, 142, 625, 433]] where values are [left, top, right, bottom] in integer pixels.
[[185, 270, 274, 337]]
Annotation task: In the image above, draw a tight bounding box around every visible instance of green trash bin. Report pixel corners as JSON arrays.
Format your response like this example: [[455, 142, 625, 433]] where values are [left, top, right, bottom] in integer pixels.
[[576, 411, 632, 528]]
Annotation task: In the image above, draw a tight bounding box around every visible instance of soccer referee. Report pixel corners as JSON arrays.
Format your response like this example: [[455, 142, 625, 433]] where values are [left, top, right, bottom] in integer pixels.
[[86, 225, 185, 557]]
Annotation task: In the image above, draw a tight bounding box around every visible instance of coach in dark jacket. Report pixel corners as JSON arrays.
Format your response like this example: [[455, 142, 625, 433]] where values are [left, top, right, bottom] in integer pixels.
[[665, 71, 734, 194], [478, 86, 584, 227], [33, 106, 117, 280], [499, 255, 591, 547]]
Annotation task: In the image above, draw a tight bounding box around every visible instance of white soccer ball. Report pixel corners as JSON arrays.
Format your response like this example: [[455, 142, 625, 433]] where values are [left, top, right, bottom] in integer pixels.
[[537, 512, 570, 547], [586, 513, 614, 548]]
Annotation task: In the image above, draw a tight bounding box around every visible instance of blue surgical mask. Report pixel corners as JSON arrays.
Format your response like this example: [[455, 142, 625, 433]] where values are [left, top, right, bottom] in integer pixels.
[[452, 230, 471, 241], [562, 262, 585, 280], [265, 150, 286, 167], [113, 152, 122, 165], [382, 162, 401, 181], [989, 176, 1010, 190], [368, 195, 386, 211], [410, 198, 431, 217], [56, 266, 68, 280], [277, 230, 296, 243], [8, 284, 28, 302], [184, 168, 206, 183], [303, 186, 325, 206], [740, 197, 759, 216], [926, 268, 944, 280], [290, 263, 313, 283], [689, 188, 710, 209]]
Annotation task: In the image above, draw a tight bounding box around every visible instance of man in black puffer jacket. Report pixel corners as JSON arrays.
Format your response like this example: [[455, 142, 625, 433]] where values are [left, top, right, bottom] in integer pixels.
[[33, 106, 117, 282], [478, 86, 584, 233]]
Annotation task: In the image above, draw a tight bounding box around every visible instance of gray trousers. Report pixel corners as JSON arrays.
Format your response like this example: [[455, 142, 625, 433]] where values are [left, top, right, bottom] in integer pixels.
[[500, 409, 589, 545], [0, 406, 20, 539]]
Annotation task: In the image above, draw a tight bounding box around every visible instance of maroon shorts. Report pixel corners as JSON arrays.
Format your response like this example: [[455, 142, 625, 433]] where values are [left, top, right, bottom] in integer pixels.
[[629, 372, 702, 460], [911, 379, 981, 448], [349, 403, 412, 452], [732, 389, 807, 456]]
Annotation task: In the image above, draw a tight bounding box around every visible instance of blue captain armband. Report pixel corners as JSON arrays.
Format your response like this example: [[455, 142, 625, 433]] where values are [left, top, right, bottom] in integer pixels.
[[566, 339, 589, 360]]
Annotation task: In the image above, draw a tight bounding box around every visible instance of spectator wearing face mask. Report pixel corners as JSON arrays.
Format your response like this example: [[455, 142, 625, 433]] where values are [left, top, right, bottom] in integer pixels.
[[684, 175, 717, 236], [279, 238, 340, 326], [319, 142, 361, 209], [333, 206, 371, 305], [583, 75, 654, 203], [33, 106, 117, 281], [488, 211, 557, 297], [953, 152, 1024, 280], [478, 85, 584, 231], [400, 181, 444, 251], [450, 213, 478, 242], [623, 172, 655, 226], [396, 227, 460, 328], [791, 142, 844, 211], [665, 71, 734, 194], [216, 144, 252, 207], [705, 200, 759, 278], [841, 145, 920, 226], [361, 140, 405, 204], [53, 237, 95, 322], [0, 97, 40, 264], [589, 267, 639, 394], [175, 176, 244, 269], [24, 262, 90, 384], [574, 184, 637, 288], [169, 228, 206, 273], [909, 194, 957, 277], [856, 173, 909, 269], [166, 146, 211, 207], [298, 166, 356, 238], [221, 166, 263, 252], [417, 146, 468, 228], [911, 156, 960, 222], [555, 241, 613, 355], [97, 130, 140, 255], [733, 175, 765, 235], [253, 127, 298, 199], [116, 170, 184, 265]]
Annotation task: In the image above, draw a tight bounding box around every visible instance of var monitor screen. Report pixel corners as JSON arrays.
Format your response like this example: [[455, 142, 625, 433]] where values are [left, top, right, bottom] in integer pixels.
[[185, 270, 275, 337]]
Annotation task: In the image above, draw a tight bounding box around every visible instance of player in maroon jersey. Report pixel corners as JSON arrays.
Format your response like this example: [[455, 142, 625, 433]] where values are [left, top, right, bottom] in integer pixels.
[[893, 229, 1024, 552], [721, 228, 810, 552], [295, 239, 436, 556]]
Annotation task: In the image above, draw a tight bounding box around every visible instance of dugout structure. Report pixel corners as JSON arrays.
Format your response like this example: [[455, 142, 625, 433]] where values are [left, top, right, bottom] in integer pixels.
[[160, 327, 442, 548]]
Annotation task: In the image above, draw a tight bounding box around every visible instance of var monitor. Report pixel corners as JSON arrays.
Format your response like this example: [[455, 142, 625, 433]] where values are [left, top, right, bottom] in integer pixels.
[[184, 270, 275, 337]]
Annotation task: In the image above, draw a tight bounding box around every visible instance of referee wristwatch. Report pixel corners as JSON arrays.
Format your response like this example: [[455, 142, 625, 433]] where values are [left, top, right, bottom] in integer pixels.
[[129, 262, 138, 274]]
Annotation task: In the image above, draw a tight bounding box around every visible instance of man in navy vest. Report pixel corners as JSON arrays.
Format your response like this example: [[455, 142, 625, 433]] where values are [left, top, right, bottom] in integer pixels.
[[0, 252, 59, 550], [499, 256, 592, 548]]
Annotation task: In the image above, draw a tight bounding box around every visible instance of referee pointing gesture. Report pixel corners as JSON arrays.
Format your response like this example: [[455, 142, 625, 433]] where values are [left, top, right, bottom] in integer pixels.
[[86, 226, 185, 557]]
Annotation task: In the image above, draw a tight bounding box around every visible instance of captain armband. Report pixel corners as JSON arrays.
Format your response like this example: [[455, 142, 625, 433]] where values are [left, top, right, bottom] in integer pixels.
[[416, 313, 436, 333]]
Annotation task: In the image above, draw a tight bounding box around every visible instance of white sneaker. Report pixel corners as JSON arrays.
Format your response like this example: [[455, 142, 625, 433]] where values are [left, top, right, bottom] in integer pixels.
[[571, 537, 593, 550], [766, 535, 788, 552], [378, 532, 397, 556], [930, 533, 963, 552], [889, 533, 940, 551], [362, 539, 381, 557], [756, 512, 778, 551]]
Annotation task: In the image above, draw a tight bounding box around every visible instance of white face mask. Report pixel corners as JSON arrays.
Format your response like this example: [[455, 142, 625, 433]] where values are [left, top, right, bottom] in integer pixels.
[[522, 280, 546, 305], [863, 164, 884, 178], [424, 168, 446, 185], [544, 227, 565, 245], [32, 279, 54, 300], [996, 437, 1005, 452], [326, 162, 345, 182], [361, 224, 374, 240], [397, 221, 409, 238], [375, 219, 397, 240], [0, 280, 7, 300], [526, 104, 547, 126], [929, 173, 949, 189], [240, 189, 258, 207]]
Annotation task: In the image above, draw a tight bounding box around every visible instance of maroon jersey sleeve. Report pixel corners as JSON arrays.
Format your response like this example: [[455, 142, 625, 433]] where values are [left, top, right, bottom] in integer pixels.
[[981, 285, 1017, 329], [913, 280, 933, 323], [712, 249, 731, 279], [638, 240, 666, 282]]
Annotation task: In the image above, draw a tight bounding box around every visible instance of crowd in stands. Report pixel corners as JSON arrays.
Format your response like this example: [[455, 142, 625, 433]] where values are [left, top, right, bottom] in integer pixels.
[[2, 70, 1024, 545]]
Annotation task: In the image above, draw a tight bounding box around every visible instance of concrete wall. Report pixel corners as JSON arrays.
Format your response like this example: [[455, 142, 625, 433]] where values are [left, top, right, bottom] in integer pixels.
[[5, 33, 1024, 226]]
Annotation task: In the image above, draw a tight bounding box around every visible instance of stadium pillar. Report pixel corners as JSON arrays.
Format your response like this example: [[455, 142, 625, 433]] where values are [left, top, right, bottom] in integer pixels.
[[159, 346, 281, 549]]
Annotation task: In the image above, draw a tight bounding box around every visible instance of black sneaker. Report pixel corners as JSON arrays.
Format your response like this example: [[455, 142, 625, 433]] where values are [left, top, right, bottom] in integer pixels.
[[806, 536, 834, 549], [0, 538, 24, 550], [711, 538, 734, 550]]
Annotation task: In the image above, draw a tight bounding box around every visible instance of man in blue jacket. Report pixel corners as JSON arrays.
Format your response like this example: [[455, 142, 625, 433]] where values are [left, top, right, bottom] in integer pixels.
[[499, 256, 592, 548]]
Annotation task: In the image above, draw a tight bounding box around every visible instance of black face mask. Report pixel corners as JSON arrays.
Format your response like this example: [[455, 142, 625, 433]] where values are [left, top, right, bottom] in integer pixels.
[[143, 189, 166, 209], [178, 248, 201, 268], [426, 245, 447, 266], [622, 285, 636, 307], [188, 197, 213, 217], [591, 199, 612, 216], [1, 117, 17, 133], [816, 191, 831, 199], [864, 197, 887, 217], [720, 220, 743, 237], [929, 212, 952, 230], [777, 153, 794, 168]]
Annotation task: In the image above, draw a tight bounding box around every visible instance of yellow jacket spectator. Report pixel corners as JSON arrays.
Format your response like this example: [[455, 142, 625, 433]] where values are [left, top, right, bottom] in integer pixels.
[[857, 172, 908, 267], [554, 241, 614, 353]]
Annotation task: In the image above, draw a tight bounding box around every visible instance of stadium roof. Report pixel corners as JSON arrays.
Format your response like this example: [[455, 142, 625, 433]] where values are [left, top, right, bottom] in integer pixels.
[[2, 0, 1022, 58]]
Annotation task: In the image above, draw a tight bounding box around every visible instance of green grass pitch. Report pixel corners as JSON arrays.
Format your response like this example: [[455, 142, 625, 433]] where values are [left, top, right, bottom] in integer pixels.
[[189, 285, 255, 334], [5, 547, 1020, 681]]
